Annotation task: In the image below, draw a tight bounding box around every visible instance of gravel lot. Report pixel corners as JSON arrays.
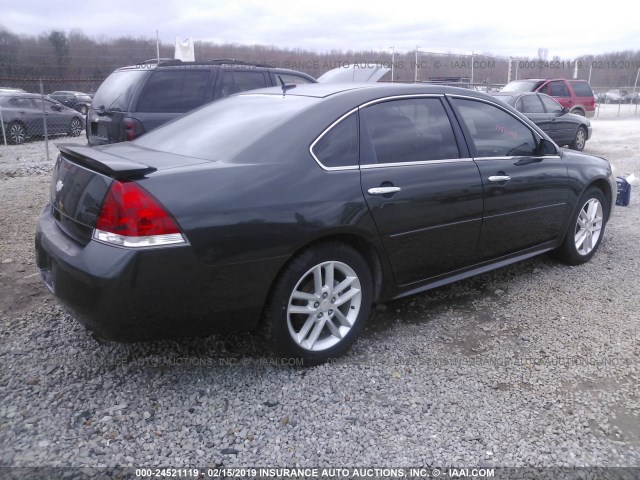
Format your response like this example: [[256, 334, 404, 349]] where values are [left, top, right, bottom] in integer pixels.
[[0, 119, 639, 470]]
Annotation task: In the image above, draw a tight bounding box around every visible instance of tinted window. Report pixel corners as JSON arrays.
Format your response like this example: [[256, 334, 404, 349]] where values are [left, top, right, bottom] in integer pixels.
[[549, 81, 570, 97], [452, 98, 537, 157], [137, 70, 209, 113], [540, 95, 563, 114], [312, 113, 359, 168], [216, 71, 268, 99], [135, 94, 316, 162], [361, 98, 459, 164], [271, 73, 314, 85], [501, 80, 544, 93], [518, 95, 544, 113], [9, 97, 35, 109], [570, 81, 594, 97], [92, 70, 147, 111]]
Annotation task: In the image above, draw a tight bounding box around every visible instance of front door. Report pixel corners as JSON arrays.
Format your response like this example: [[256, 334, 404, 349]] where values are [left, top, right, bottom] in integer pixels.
[[359, 96, 484, 286]]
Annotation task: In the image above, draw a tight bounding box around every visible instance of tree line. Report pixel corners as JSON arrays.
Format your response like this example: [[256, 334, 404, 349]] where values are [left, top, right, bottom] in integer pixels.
[[1, 27, 639, 93]]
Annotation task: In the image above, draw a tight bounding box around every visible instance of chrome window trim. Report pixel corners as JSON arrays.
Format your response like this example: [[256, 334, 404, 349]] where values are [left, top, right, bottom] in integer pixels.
[[310, 94, 448, 171], [309, 107, 360, 172], [473, 155, 561, 162], [361, 158, 473, 169]]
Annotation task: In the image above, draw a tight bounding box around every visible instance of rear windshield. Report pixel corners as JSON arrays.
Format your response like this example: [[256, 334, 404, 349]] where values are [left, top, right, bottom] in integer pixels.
[[501, 80, 543, 93], [91, 69, 147, 112], [135, 93, 317, 161]]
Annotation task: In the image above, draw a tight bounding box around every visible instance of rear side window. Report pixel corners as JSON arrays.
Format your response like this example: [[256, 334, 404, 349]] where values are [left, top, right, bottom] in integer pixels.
[[137, 70, 209, 113], [549, 81, 570, 97], [271, 73, 314, 85], [518, 95, 544, 113], [452, 98, 537, 157], [570, 81, 594, 97], [312, 113, 359, 168], [361, 98, 459, 164], [216, 71, 268, 99]]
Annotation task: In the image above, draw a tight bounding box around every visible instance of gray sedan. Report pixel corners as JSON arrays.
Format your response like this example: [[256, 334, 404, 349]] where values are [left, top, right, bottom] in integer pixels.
[[0, 92, 84, 145], [493, 92, 592, 151]]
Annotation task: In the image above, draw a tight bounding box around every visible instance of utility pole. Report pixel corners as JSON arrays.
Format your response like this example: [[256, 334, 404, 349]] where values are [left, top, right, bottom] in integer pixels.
[[390, 46, 395, 82], [156, 30, 160, 63], [415, 46, 420, 83]]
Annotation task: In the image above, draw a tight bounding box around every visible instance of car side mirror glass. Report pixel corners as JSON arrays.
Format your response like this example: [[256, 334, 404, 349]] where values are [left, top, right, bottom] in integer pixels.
[[537, 138, 558, 156]]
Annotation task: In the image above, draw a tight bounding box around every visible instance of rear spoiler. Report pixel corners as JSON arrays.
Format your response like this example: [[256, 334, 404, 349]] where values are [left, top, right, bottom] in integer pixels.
[[57, 144, 156, 179]]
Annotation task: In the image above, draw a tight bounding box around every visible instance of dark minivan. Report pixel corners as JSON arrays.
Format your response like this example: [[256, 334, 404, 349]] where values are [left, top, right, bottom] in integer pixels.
[[86, 60, 316, 145]]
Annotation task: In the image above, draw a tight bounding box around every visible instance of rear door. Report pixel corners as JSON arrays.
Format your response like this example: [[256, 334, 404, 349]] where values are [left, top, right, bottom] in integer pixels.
[[449, 96, 569, 260], [358, 96, 484, 286]]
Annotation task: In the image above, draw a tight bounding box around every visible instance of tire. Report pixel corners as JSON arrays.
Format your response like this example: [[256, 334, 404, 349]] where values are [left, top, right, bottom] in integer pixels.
[[570, 126, 587, 151], [571, 108, 585, 117], [68, 117, 83, 137], [265, 242, 373, 365], [557, 187, 607, 265], [7, 122, 26, 145]]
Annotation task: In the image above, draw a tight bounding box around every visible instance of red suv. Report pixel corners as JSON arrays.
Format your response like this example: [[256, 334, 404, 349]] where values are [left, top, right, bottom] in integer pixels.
[[501, 79, 595, 118]]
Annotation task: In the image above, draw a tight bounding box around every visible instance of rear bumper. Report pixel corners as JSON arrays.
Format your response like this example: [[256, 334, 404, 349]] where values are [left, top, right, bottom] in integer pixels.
[[35, 206, 281, 342]]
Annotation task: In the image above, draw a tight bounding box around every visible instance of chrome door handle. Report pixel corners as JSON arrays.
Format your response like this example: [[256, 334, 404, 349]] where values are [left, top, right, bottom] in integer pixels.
[[488, 175, 511, 182], [368, 186, 401, 195]]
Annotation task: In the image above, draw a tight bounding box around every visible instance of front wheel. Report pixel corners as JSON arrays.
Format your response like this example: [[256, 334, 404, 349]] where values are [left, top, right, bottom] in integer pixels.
[[557, 187, 607, 265], [570, 126, 587, 151], [68, 117, 83, 137], [265, 242, 373, 365]]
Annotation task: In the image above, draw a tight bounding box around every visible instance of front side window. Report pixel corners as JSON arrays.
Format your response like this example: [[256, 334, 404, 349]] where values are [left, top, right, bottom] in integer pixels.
[[137, 70, 209, 113], [9, 98, 35, 109], [312, 113, 359, 168], [361, 98, 459, 165], [540, 95, 563, 114], [452, 98, 537, 157]]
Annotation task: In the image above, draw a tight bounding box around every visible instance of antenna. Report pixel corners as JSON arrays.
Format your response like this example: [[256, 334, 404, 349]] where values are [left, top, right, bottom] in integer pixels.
[[278, 75, 296, 96]]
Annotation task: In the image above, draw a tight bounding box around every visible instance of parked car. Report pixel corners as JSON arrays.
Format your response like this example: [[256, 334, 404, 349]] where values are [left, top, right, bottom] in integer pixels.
[[0, 87, 26, 93], [598, 90, 629, 104], [492, 92, 591, 151], [501, 79, 596, 118], [0, 92, 84, 144], [49, 91, 93, 115], [36, 83, 616, 364], [86, 59, 317, 146]]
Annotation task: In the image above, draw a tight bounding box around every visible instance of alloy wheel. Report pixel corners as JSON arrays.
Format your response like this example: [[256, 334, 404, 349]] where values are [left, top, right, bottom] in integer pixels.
[[574, 198, 603, 256]]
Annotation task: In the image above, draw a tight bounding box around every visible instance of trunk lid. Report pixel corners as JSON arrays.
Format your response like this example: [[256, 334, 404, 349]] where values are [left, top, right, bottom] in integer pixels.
[[50, 143, 208, 245]]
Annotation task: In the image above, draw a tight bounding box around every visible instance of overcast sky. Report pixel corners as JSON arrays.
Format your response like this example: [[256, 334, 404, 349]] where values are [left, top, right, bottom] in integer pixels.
[[2, 0, 638, 59]]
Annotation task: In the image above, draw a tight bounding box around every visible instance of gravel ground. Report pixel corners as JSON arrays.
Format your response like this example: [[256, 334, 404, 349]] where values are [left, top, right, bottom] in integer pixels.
[[0, 121, 639, 469]]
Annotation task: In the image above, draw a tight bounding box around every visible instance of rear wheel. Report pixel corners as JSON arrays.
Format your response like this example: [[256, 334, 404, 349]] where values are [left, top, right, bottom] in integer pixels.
[[558, 187, 607, 265], [265, 242, 373, 365], [570, 126, 587, 151], [7, 122, 26, 145], [69, 117, 83, 137]]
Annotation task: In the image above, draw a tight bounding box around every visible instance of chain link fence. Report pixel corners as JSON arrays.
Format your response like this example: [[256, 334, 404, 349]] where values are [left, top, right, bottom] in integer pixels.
[[0, 79, 98, 150]]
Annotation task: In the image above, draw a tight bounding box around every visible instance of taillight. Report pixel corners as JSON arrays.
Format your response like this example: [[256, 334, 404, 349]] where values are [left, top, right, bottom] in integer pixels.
[[123, 117, 144, 141], [94, 181, 185, 248]]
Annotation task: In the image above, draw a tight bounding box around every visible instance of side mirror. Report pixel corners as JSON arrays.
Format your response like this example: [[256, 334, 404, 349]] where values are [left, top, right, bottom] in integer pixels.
[[537, 138, 558, 156], [561, 107, 569, 114], [51, 104, 62, 111]]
